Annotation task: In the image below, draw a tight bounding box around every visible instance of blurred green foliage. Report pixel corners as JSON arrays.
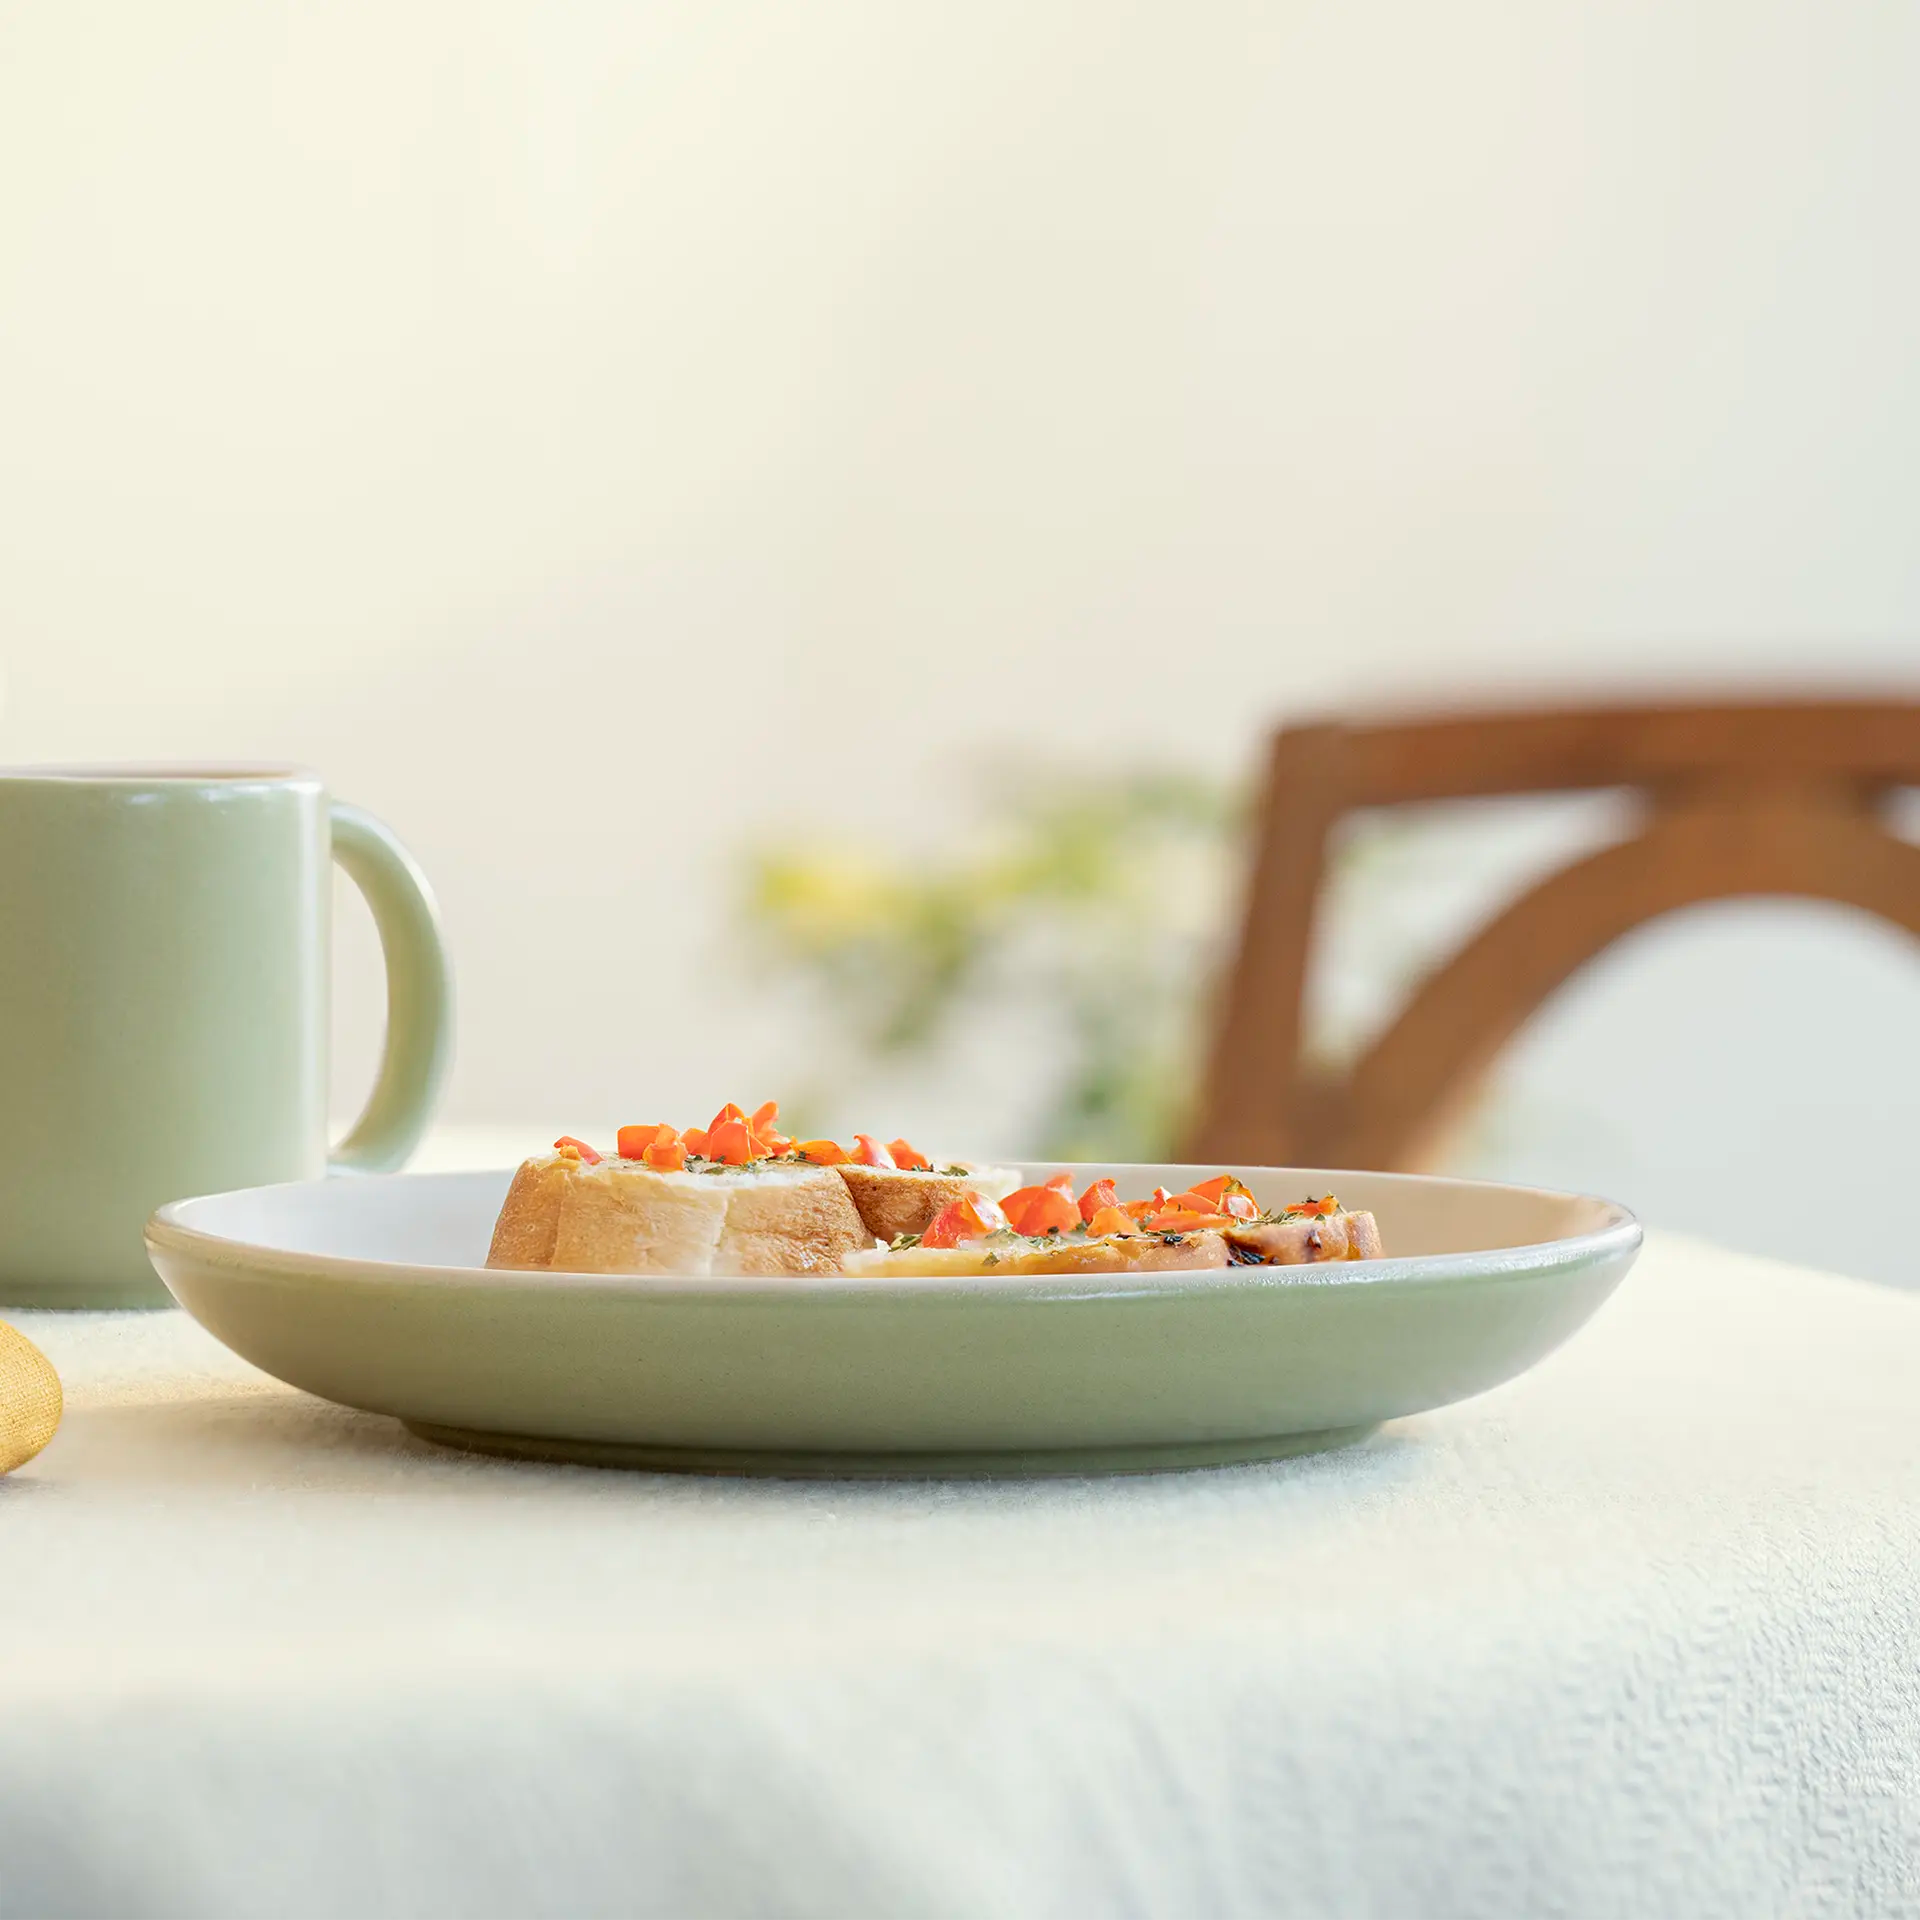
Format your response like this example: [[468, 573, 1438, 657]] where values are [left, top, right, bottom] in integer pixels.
[[739, 771, 1246, 1159]]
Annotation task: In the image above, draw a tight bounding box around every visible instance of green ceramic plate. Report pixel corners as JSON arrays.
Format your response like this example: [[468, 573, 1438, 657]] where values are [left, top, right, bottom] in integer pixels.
[[147, 1165, 1640, 1476]]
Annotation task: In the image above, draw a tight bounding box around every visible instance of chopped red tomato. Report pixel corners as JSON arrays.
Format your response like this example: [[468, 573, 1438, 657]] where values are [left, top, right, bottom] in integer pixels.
[[1085, 1204, 1138, 1238], [1289, 1194, 1340, 1217], [750, 1101, 780, 1133], [553, 1136, 601, 1165], [1001, 1184, 1081, 1236], [1077, 1178, 1120, 1223], [681, 1127, 709, 1155], [1222, 1190, 1259, 1220], [851, 1135, 897, 1169], [616, 1123, 674, 1160], [643, 1138, 687, 1171], [1185, 1175, 1231, 1205], [1122, 1187, 1174, 1222], [920, 1194, 1008, 1248], [706, 1117, 757, 1164], [707, 1102, 747, 1137], [797, 1138, 849, 1165], [887, 1138, 931, 1171], [1044, 1171, 1074, 1194]]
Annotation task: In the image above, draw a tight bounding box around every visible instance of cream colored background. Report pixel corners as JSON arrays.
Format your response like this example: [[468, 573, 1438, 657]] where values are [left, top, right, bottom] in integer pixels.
[[1, 2, 1915, 1279]]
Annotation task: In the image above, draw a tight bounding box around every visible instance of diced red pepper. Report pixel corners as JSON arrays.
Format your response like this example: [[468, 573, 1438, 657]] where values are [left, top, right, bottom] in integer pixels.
[[887, 1138, 931, 1171], [851, 1135, 897, 1169], [920, 1194, 1008, 1248], [1001, 1184, 1081, 1236], [1144, 1207, 1233, 1233], [553, 1135, 601, 1165], [616, 1123, 674, 1160], [797, 1138, 849, 1165], [1168, 1176, 1250, 1213], [1077, 1178, 1120, 1223], [706, 1117, 757, 1164]]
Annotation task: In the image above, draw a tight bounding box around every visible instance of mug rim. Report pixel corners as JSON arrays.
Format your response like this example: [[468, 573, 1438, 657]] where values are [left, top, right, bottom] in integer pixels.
[[0, 762, 323, 789]]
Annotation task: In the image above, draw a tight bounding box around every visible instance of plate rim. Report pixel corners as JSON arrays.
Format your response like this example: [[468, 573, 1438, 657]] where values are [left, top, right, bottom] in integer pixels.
[[146, 1164, 1644, 1305]]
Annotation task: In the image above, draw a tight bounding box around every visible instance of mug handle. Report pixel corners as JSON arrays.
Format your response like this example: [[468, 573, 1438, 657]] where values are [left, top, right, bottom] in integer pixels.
[[326, 802, 455, 1173]]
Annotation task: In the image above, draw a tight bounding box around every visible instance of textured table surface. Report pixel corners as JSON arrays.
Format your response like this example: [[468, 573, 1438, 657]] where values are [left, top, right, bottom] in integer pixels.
[[2, 1230, 1916, 1919]]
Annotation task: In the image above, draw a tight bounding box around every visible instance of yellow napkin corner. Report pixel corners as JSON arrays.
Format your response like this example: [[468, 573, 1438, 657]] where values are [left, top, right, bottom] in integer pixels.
[[1, 1319, 62, 1472]]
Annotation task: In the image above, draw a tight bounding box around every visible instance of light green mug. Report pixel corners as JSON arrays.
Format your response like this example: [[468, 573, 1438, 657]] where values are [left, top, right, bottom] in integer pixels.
[[0, 766, 453, 1306]]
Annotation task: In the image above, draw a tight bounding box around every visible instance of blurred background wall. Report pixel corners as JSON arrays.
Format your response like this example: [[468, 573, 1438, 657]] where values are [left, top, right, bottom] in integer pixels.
[[2, 1, 1915, 1280]]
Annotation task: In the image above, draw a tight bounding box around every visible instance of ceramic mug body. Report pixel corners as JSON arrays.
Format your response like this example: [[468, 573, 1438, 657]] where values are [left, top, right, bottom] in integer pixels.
[[0, 767, 451, 1306]]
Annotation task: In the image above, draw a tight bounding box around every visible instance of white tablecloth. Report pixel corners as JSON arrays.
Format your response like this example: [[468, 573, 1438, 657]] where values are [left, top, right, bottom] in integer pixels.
[[2, 1232, 1916, 1919]]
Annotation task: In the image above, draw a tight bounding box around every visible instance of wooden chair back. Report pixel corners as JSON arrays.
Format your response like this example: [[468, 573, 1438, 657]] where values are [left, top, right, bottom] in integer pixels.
[[1189, 699, 1920, 1170]]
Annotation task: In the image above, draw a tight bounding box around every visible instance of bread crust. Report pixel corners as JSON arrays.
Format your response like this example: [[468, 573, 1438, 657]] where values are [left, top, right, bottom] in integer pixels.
[[834, 1165, 1020, 1244], [485, 1156, 573, 1270]]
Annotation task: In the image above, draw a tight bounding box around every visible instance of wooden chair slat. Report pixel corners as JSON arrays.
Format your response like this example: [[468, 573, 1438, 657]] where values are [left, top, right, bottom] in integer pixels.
[[1189, 700, 1920, 1170]]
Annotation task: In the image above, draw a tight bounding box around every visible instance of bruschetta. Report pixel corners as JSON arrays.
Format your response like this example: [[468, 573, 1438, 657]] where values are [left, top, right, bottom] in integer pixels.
[[486, 1112, 1382, 1280], [846, 1178, 1382, 1278], [485, 1105, 1016, 1277]]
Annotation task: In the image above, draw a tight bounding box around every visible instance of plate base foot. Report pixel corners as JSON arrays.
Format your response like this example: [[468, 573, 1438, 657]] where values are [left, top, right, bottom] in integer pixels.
[[401, 1419, 1383, 1478]]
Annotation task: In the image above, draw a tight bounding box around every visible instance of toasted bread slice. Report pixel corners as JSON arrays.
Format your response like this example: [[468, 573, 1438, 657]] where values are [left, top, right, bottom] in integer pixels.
[[843, 1229, 1230, 1278], [834, 1163, 1020, 1244], [486, 1154, 870, 1276], [1224, 1209, 1381, 1264], [714, 1170, 876, 1276], [550, 1165, 731, 1275]]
